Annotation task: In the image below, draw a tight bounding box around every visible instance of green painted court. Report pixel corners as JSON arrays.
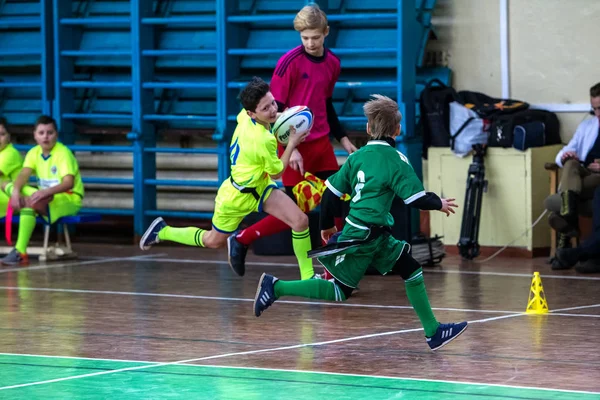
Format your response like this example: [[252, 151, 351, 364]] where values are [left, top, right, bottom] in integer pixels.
[[1, 248, 600, 399], [0, 354, 597, 399]]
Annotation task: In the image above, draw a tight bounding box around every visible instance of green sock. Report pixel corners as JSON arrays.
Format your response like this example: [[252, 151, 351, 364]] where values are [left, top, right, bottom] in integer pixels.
[[158, 226, 205, 247], [405, 268, 440, 337], [15, 208, 36, 254], [4, 182, 13, 196], [274, 279, 346, 301], [292, 228, 314, 280]]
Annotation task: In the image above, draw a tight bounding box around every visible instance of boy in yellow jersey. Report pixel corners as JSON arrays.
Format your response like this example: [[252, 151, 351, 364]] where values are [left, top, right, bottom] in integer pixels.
[[1, 115, 84, 265], [140, 77, 317, 280], [0, 118, 24, 217]]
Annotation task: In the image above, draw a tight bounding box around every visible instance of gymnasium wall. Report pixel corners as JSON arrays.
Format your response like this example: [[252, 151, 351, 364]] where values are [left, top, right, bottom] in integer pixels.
[[428, 0, 600, 143]]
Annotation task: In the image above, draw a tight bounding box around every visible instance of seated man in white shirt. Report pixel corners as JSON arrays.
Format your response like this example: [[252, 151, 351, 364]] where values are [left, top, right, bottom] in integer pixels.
[[547, 82, 600, 238]]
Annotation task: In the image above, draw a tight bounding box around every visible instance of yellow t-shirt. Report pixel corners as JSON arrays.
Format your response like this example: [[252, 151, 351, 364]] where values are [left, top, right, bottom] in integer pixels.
[[0, 143, 23, 182], [23, 142, 84, 197], [228, 109, 283, 187]]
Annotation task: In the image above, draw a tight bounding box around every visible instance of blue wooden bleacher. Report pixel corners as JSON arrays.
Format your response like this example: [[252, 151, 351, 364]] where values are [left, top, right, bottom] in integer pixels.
[[0, 0, 451, 238]]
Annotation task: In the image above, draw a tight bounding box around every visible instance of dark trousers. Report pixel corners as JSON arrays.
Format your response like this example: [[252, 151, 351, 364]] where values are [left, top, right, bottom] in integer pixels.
[[580, 185, 600, 258]]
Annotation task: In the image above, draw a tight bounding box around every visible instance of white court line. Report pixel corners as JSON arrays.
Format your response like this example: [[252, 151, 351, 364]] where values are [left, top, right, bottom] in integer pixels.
[[549, 303, 600, 312], [0, 285, 565, 316], [1, 305, 598, 392], [0, 253, 168, 275], [0, 352, 598, 396], [0, 352, 161, 364], [2, 286, 599, 319], [0, 286, 517, 314], [0, 312, 523, 391], [147, 257, 297, 267], [549, 313, 600, 318], [0, 257, 127, 274], [141, 257, 600, 281], [424, 268, 600, 281], [191, 364, 600, 396]]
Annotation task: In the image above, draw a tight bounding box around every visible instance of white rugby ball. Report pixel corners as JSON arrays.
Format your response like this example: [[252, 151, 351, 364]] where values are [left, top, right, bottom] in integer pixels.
[[273, 105, 313, 145]]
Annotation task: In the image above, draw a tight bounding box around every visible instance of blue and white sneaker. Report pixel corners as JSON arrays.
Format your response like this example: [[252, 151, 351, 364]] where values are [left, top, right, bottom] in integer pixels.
[[1, 249, 29, 266], [426, 321, 468, 351], [254, 273, 279, 317], [227, 231, 248, 277], [139, 217, 167, 250]]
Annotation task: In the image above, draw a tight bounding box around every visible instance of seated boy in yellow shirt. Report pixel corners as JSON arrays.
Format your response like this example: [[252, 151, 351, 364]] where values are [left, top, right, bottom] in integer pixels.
[[1, 115, 84, 265]]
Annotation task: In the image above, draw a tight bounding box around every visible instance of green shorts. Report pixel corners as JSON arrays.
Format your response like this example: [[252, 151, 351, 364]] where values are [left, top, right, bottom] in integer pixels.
[[317, 223, 410, 288], [211, 177, 278, 234]]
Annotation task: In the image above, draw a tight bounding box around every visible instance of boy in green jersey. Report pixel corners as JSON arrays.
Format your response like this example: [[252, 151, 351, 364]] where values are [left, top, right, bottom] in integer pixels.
[[0, 118, 24, 217], [253, 95, 468, 351], [1, 115, 84, 265]]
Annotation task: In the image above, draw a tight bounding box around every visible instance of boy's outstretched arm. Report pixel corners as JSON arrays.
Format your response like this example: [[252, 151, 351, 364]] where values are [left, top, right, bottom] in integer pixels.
[[409, 192, 458, 216], [390, 157, 458, 217]]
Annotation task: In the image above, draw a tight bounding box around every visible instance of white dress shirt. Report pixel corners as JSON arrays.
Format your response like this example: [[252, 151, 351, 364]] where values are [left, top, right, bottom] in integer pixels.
[[555, 117, 600, 167]]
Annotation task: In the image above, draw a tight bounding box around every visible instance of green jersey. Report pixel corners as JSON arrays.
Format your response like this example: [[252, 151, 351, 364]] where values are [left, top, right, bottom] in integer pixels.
[[325, 140, 425, 228]]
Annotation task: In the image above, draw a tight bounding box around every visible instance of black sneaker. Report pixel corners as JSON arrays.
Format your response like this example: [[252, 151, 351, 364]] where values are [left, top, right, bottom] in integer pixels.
[[227, 231, 248, 276], [139, 217, 167, 250], [554, 248, 580, 270], [575, 258, 600, 274], [426, 322, 468, 351], [254, 273, 278, 317]]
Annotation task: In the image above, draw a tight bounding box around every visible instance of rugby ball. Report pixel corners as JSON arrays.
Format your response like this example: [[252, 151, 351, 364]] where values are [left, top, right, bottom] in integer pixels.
[[273, 105, 313, 145]]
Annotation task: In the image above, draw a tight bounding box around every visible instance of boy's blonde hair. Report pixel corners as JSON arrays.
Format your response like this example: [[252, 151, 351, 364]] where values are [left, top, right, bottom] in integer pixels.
[[363, 95, 402, 140], [294, 3, 328, 32]]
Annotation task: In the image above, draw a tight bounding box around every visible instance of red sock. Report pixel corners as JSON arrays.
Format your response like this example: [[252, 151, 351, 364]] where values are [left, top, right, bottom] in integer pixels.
[[236, 215, 289, 246]]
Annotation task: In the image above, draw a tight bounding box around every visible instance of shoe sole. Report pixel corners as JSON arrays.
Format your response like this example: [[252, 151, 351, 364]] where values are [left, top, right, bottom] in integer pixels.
[[226, 235, 245, 277], [253, 273, 267, 317], [551, 263, 574, 270], [139, 217, 164, 251], [430, 323, 468, 352], [0, 261, 29, 267]]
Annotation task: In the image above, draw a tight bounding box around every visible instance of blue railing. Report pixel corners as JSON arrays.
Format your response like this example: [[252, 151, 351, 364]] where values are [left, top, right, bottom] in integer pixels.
[[0, 0, 446, 237]]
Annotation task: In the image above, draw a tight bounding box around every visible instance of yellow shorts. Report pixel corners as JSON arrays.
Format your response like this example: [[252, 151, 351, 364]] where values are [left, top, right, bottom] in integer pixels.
[[19, 186, 82, 224], [211, 178, 278, 234], [4, 183, 82, 223]]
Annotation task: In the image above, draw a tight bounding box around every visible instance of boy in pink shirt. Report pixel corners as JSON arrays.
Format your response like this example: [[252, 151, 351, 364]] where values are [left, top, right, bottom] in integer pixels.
[[228, 4, 357, 277]]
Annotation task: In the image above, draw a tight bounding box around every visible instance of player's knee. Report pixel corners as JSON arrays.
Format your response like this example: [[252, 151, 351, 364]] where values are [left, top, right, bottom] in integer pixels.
[[563, 158, 579, 169], [394, 251, 421, 281], [291, 212, 309, 232], [202, 231, 227, 249]]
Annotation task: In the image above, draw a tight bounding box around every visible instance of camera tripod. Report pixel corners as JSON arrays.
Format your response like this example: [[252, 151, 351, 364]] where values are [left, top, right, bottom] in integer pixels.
[[458, 144, 488, 260]]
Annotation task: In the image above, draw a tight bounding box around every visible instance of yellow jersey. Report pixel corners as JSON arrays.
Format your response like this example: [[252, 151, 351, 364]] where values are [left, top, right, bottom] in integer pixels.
[[23, 142, 84, 198], [228, 110, 283, 188], [0, 143, 23, 182]]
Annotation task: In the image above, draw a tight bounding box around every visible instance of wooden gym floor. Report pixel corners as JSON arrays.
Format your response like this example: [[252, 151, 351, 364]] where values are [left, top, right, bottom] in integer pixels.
[[0, 244, 598, 399]]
